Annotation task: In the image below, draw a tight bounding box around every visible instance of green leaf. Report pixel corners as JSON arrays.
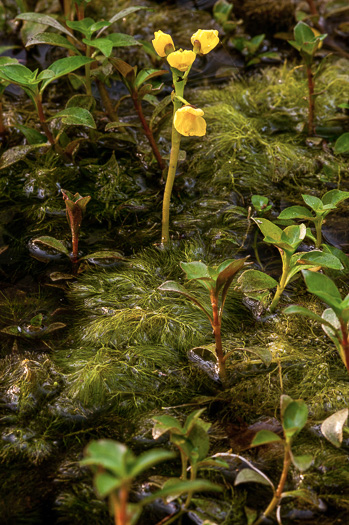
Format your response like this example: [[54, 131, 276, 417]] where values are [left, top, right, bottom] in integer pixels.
[[83, 37, 114, 57], [216, 257, 249, 294], [94, 471, 120, 498], [106, 33, 141, 48], [322, 189, 349, 207], [302, 270, 342, 311], [284, 305, 338, 331], [0, 64, 38, 86], [152, 415, 184, 439], [26, 32, 79, 54], [251, 194, 269, 211], [278, 206, 314, 220], [31, 236, 69, 256], [130, 449, 175, 478], [108, 6, 148, 26], [251, 430, 282, 446], [180, 261, 211, 281], [282, 400, 308, 439], [213, 0, 233, 24], [0, 144, 50, 169], [66, 17, 96, 38], [16, 13, 78, 40], [41, 56, 94, 92], [241, 347, 273, 366], [280, 395, 294, 420], [321, 408, 349, 448], [334, 133, 349, 154], [282, 224, 306, 247], [253, 218, 283, 243], [81, 440, 130, 476], [17, 124, 47, 145], [237, 269, 278, 292], [321, 308, 341, 347], [79, 251, 126, 262], [294, 21, 317, 46], [302, 194, 323, 211], [135, 68, 167, 89], [183, 409, 207, 434], [234, 468, 272, 487], [141, 479, 221, 507], [29, 313, 43, 327], [282, 489, 320, 506], [296, 251, 343, 270], [290, 453, 313, 471], [49, 107, 96, 128], [158, 281, 212, 322]]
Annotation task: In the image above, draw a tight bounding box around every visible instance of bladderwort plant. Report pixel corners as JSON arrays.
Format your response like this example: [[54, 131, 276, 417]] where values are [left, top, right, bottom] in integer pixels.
[[151, 29, 220, 245], [159, 257, 249, 383], [237, 219, 342, 313], [233, 395, 313, 525], [81, 438, 220, 525], [278, 189, 349, 249], [285, 270, 349, 374], [288, 21, 327, 135]]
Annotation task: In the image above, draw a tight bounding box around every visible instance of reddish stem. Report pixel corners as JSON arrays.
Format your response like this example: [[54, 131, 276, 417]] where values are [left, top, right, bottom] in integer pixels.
[[0, 99, 5, 136], [210, 290, 226, 383], [36, 95, 55, 145], [306, 0, 318, 16], [115, 487, 130, 525], [306, 65, 315, 136], [340, 320, 349, 372], [131, 93, 165, 170]]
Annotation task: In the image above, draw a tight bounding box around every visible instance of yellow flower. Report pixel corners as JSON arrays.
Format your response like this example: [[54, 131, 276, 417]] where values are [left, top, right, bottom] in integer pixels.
[[167, 50, 196, 72], [174, 106, 206, 137], [191, 29, 219, 54], [152, 30, 175, 57]]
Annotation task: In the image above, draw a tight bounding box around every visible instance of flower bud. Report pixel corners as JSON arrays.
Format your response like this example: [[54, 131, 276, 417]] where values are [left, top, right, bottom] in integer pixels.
[[152, 30, 175, 57], [174, 106, 206, 137], [191, 29, 219, 54], [167, 50, 196, 72]]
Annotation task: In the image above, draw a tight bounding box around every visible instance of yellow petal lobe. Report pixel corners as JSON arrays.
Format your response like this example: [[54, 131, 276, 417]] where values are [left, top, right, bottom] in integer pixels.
[[167, 50, 196, 72], [191, 29, 219, 54], [152, 30, 175, 57], [174, 106, 206, 137]]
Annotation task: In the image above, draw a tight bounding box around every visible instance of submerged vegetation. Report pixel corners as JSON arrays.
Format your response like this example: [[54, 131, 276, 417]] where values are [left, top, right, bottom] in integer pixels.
[[0, 0, 349, 523]]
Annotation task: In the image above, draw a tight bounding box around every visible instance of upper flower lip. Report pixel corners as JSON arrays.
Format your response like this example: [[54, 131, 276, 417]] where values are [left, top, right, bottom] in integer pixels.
[[152, 30, 175, 57], [174, 105, 206, 137], [191, 29, 219, 54], [167, 50, 196, 72]]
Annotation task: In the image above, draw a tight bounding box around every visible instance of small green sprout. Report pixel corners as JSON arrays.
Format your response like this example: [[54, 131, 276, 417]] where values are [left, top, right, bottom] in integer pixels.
[[251, 195, 272, 269], [288, 21, 327, 135], [234, 395, 313, 524], [284, 270, 349, 374], [159, 257, 249, 383], [278, 189, 349, 248], [81, 439, 221, 525], [238, 219, 342, 312]]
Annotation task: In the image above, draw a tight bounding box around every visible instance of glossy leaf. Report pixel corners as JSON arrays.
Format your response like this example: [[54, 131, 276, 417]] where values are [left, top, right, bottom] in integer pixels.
[[49, 107, 96, 128], [280, 395, 294, 419], [16, 13, 78, 40], [17, 124, 47, 145], [130, 449, 175, 478], [135, 68, 167, 89], [108, 6, 148, 26], [295, 251, 343, 270], [234, 468, 271, 487], [41, 56, 94, 92], [83, 37, 114, 57], [321, 308, 341, 347], [216, 257, 249, 294], [282, 400, 308, 439], [302, 270, 342, 311], [322, 189, 349, 207], [253, 218, 282, 242], [278, 205, 314, 220], [321, 408, 349, 448], [152, 415, 184, 439], [251, 430, 282, 446], [284, 305, 338, 332], [334, 133, 349, 154], [0, 144, 49, 169], [282, 224, 306, 247], [106, 33, 141, 48], [237, 269, 277, 292], [0, 64, 38, 86], [180, 261, 211, 281], [294, 21, 317, 46], [79, 251, 126, 262], [81, 440, 130, 476], [290, 453, 313, 471], [26, 32, 79, 54], [302, 194, 323, 211], [31, 236, 69, 256], [94, 471, 121, 497], [184, 408, 207, 434]]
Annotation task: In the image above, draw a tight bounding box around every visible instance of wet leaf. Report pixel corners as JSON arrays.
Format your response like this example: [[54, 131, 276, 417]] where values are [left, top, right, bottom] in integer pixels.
[[322, 189, 349, 207], [31, 236, 69, 256], [49, 107, 96, 129], [284, 305, 338, 332], [234, 468, 271, 486], [135, 68, 167, 89], [94, 471, 120, 497], [251, 430, 282, 446], [130, 449, 175, 478], [16, 13, 78, 40], [107, 33, 141, 48], [237, 270, 277, 292], [26, 32, 79, 54], [302, 194, 323, 211], [0, 144, 50, 169], [108, 6, 148, 26], [290, 453, 313, 471], [302, 270, 342, 311], [83, 37, 114, 57], [41, 56, 94, 92], [79, 251, 126, 262], [282, 400, 308, 439], [296, 251, 343, 270], [278, 205, 314, 220], [321, 408, 349, 447], [141, 479, 222, 506], [294, 21, 317, 46], [251, 194, 270, 212], [152, 415, 184, 439], [17, 124, 47, 145], [81, 440, 130, 476], [334, 133, 349, 154]]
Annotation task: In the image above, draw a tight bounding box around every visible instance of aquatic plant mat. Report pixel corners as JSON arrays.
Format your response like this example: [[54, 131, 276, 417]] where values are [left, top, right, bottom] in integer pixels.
[[1, 1, 349, 523]]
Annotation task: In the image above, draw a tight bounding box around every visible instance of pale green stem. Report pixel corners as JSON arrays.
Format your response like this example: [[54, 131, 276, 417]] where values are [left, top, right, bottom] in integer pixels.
[[184, 465, 197, 509], [314, 217, 323, 248], [269, 250, 291, 313], [161, 80, 184, 246]]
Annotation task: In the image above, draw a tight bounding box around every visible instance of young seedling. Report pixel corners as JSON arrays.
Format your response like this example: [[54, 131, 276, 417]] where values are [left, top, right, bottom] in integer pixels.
[[238, 219, 342, 313], [288, 21, 327, 135], [234, 395, 313, 524], [278, 189, 349, 248], [251, 195, 272, 269], [152, 29, 219, 245], [284, 270, 349, 374], [152, 409, 227, 515], [81, 439, 220, 525], [158, 257, 249, 383], [231, 33, 280, 66]]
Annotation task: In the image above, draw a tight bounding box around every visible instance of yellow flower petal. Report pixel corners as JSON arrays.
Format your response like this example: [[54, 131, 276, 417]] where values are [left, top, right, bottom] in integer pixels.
[[174, 106, 206, 137], [167, 50, 196, 72], [191, 29, 219, 54], [152, 30, 175, 57]]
